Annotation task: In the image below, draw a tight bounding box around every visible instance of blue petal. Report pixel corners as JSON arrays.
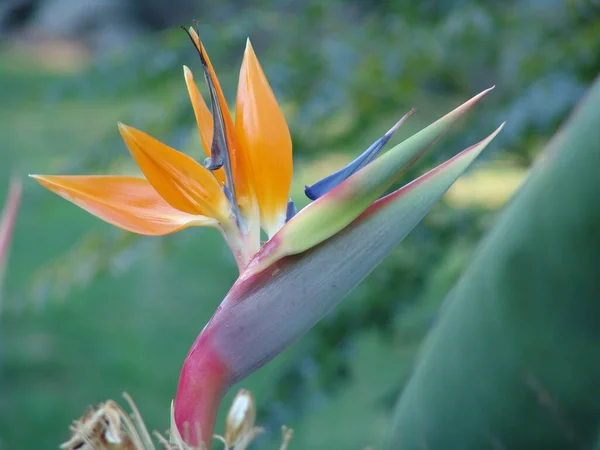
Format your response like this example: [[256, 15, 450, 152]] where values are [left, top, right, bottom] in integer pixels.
[[304, 110, 414, 201], [203, 65, 227, 171], [286, 200, 297, 222]]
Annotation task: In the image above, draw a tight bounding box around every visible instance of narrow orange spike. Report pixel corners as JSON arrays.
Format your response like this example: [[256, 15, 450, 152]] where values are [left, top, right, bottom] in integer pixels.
[[187, 27, 257, 222], [118, 123, 232, 223], [183, 65, 214, 158], [183, 65, 226, 186], [31, 175, 213, 235], [236, 39, 293, 236]]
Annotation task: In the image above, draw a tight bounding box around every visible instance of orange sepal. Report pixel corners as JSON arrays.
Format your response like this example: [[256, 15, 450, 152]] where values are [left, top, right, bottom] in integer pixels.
[[31, 175, 213, 235], [118, 123, 231, 223], [187, 27, 256, 220], [183, 65, 226, 185], [236, 39, 293, 236]]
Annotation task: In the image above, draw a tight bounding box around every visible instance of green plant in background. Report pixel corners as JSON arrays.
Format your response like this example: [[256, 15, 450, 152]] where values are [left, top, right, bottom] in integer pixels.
[[32, 25, 503, 447], [385, 75, 600, 450]]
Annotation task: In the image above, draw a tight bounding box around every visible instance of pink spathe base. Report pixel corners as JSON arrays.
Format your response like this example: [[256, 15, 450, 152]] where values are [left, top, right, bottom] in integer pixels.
[[175, 337, 231, 447]]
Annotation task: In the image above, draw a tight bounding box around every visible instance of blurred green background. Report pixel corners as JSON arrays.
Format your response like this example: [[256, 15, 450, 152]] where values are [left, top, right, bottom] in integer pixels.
[[0, 0, 598, 448]]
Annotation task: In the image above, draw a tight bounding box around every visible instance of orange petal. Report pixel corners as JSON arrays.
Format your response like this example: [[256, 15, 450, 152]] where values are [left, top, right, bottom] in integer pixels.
[[183, 65, 226, 186], [183, 65, 214, 158], [118, 123, 231, 222], [187, 27, 256, 220], [31, 175, 213, 235], [236, 39, 293, 236]]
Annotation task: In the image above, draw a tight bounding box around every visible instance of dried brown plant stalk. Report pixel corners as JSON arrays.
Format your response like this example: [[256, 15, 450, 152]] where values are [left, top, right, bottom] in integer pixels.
[[61, 391, 293, 450]]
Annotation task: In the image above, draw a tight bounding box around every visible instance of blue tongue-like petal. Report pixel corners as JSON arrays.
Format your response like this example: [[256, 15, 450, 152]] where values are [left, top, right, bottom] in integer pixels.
[[285, 199, 297, 222], [304, 110, 414, 201]]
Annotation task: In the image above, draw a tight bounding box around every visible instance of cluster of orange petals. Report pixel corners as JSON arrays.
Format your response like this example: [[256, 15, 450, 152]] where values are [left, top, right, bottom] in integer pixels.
[[33, 27, 293, 268]]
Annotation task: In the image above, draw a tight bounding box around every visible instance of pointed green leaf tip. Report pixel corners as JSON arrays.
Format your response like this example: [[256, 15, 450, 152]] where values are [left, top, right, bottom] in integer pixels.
[[246, 87, 495, 275]]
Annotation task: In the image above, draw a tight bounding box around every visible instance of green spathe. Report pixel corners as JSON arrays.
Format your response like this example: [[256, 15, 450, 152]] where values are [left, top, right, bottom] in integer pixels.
[[207, 123, 504, 382], [247, 87, 495, 274]]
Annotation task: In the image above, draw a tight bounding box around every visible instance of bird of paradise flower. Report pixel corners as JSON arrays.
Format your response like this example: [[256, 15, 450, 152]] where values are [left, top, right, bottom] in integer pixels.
[[32, 25, 504, 447]]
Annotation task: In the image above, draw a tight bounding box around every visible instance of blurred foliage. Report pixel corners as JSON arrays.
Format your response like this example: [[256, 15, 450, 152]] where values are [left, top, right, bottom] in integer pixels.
[[1, 0, 599, 448], [386, 73, 600, 450]]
